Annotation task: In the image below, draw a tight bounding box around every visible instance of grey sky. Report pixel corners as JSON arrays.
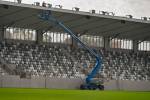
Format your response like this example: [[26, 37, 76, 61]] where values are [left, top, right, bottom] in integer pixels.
[[4, 0, 150, 18]]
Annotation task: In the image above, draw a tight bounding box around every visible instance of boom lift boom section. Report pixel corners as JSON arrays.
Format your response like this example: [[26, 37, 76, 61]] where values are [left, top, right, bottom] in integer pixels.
[[38, 11, 103, 89]]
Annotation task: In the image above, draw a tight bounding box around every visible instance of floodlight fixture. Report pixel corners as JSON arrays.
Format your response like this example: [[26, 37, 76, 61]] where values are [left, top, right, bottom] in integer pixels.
[[141, 17, 148, 21], [99, 11, 109, 15], [109, 12, 115, 16], [47, 4, 52, 8], [34, 2, 40, 6], [126, 15, 133, 18], [72, 7, 80, 11], [89, 9, 96, 14], [55, 5, 63, 9]]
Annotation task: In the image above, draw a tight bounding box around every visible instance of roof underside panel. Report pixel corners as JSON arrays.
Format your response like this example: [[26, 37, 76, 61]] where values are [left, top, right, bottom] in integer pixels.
[[0, 1, 150, 41]]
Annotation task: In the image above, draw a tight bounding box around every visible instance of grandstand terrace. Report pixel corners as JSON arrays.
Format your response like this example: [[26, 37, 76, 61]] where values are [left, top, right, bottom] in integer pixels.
[[0, 0, 150, 90]]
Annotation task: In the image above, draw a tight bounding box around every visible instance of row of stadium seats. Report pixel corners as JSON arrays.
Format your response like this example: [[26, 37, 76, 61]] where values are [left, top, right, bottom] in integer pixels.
[[68, 47, 150, 81], [99, 50, 150, 81], [0, 41, 85, 78], [0, 41, 150, 81]]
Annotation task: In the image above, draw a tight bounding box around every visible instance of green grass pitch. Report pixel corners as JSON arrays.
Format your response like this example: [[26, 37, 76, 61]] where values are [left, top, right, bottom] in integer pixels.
[[0, 88, 150, 100]]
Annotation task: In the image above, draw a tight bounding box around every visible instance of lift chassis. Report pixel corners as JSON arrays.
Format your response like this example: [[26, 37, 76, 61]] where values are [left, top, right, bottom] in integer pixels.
[[39, 10, 104, 90]]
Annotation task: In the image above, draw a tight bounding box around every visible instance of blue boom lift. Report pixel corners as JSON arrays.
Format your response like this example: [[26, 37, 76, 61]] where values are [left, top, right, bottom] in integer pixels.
[[39, 11, 104, 90]]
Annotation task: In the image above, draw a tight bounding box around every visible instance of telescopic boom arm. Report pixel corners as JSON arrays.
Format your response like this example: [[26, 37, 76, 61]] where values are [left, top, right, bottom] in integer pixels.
[[39, 11, 102, 84]]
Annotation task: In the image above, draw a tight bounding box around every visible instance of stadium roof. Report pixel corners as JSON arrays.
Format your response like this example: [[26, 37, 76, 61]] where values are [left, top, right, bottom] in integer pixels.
[[0, 1, 150, 41]]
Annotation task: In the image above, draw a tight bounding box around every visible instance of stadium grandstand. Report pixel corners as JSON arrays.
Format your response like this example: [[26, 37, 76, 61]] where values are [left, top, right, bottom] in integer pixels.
[[0, 0, 150, 91]]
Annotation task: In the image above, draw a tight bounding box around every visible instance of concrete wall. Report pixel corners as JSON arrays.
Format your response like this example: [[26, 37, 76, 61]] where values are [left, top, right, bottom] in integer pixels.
[[0, 75, 45, 88], [0, 75, 150, 91], [104, 80, 119, 90], [0, 75, 83, 89], [120, 80, 150, 91], [46, 77, 83, 89], [104, 80, 150, 91]]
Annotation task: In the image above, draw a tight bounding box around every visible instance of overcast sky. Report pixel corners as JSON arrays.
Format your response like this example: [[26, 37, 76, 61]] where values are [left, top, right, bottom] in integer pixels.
[[4, 0, 150, 18]]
